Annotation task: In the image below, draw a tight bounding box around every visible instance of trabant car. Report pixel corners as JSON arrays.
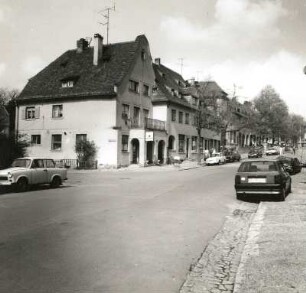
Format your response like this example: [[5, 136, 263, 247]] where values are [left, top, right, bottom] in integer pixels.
[[235, 159, 291, 201], [206, 152, 226, 166], [0, 157, 68, 192]]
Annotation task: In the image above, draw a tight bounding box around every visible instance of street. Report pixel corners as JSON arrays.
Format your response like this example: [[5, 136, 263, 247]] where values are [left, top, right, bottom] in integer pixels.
[[0, 163, 244, 293]]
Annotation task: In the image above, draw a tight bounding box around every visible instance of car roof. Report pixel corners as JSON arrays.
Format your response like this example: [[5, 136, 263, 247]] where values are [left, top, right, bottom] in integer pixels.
[[15, 157, 54, 160], [242, 158, 278, 163]]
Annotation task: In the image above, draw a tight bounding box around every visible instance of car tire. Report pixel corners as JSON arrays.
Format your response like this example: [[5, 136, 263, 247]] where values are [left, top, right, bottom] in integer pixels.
[[236, 193, 241, 200], [50, 176, 61, 188], [15, 178, 28, 193], [288, 181, 292, 194]]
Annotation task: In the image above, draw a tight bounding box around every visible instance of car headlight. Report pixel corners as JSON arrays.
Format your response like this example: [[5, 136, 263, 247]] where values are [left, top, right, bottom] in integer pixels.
[[8, 172, 12, 179]]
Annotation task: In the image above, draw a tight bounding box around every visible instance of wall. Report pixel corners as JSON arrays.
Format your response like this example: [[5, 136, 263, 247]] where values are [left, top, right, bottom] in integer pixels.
[[17, 99, 118, 166]]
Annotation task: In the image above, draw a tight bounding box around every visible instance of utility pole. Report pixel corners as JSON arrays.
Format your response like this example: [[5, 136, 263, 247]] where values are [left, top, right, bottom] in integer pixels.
[[98, 2, 116, 44]]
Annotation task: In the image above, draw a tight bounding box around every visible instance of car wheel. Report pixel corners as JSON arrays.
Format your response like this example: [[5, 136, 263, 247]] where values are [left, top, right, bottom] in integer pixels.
[[236, 193, 241, 200], [15, 178, 28, 193], [50, 176, 61, 188], [218, 160, 221, 165], [288, 181, 292, 194]]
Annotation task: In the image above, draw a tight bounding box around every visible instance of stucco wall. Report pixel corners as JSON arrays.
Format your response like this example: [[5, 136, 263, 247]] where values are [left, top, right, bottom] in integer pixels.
[[18, 99, 118, 166]]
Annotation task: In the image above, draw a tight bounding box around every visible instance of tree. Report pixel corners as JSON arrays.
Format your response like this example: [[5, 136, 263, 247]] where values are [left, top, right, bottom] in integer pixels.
[[0, 87, 19, 132], [75, 139, 97, 169], [287, 114, 305, 146], [253, 85, 289, 143]]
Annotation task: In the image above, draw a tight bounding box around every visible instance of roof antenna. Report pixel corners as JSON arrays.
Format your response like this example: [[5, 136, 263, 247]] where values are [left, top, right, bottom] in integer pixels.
[[98, 1, 116, 45]]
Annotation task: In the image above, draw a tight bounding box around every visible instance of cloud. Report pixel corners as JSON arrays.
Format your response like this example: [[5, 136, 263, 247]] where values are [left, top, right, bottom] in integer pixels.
[[22, 56, 46, 76], [160, 0, 287, 61], [207, 51, 306, 116], [0, 63, 6, 76]]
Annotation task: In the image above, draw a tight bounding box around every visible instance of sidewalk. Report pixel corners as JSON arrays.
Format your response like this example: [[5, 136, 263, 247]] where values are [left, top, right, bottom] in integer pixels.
[[234, 169, 306, 293]]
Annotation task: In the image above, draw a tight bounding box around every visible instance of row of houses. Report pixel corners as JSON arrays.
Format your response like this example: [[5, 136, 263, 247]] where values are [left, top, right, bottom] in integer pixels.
[[15, 33, 256, 168]]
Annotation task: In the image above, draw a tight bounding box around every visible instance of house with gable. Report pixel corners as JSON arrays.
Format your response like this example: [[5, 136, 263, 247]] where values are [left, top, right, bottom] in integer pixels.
[[152, 59, 221, 161], [16, 33, 167, 168]]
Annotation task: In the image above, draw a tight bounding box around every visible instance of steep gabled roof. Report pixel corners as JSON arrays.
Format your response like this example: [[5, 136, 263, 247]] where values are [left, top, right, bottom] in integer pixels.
[[18, 35, 148, 102], [198, 81, 228, 99], [152, 63, 196, 109]]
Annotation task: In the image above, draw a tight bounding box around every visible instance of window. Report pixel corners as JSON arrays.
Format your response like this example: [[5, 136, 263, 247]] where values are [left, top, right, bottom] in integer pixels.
[[141, 49, 147, 61], [51, 134, 62, 151], [171, 109, 176, 122], [143, 109, 149, 119], [143, 84, 150, 96], [179, 135, 185, 153], [122, 104, 130, 119], [129, 80, 139, 93], [133, 107, 140, 126], [192, 136, 197, 151], [62, 80, 74, 88], [44, 159, 55, 168], [31, 135, 41, 145], [76, 134, 87, 144], [122, 135, 129, 152], [192, 97, 197, 106], [25, 106, 38, 119], [179, 111, 183, 123], [31, 159, 44, 168], [185, 113, 190, 125], [200, 137, 204, 153], [52, 105, 63, 118]]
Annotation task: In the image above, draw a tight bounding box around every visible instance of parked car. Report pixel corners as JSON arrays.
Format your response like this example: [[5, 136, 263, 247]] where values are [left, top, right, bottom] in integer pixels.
[[206, 152, 226, 166], [248, 148, 263, 158], [265, 147, 280, 156], [225, 151, 241, 162], [276, 156, 302, 175], [235, 159, 291, 201], [0, 157, 68, 192]]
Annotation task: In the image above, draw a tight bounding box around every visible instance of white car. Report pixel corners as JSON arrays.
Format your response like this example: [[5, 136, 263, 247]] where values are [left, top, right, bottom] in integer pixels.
[[206, 152, 226, 166], [265, 147, 280, 156], [0, 157, 68, 192]]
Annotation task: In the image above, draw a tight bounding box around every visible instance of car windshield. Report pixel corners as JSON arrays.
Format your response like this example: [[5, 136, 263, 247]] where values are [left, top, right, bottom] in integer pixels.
[[238, 161, 279, 172], [11, 159, 31, 168], [212, 153, 220, 157]]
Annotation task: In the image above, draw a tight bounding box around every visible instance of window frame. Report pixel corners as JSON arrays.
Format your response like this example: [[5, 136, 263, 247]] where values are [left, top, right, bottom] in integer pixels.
[[31, 134, 41, 145], [51, 134, 62, 151], [179, 111, 183, 123], [122, 135, 129, 152], [76, 134, 87, 144], [143, 84, 150, 96], [25, 106, 36, 120], [185, 113, 190, 125], [129, 80, 139, 93], [178, 134, 185, 153], [52, 104, 63, 119], [171, 109, 176, 122]]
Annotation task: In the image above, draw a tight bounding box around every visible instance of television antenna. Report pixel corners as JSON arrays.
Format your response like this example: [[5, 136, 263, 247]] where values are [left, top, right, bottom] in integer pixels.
[[98, 1, 116, 44]]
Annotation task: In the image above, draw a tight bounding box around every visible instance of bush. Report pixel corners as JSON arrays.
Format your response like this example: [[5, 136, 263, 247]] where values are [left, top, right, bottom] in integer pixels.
[[75, 139, 97, 169], [0, 133, 29, 169]]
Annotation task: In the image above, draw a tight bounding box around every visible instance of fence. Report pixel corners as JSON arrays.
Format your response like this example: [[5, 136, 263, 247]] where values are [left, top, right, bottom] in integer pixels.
[[54, 159, 98, 169]]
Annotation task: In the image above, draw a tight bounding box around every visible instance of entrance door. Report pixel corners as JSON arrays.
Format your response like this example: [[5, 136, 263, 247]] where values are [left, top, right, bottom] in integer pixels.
[[158, 140, 165, 164], [131, 139, 139, 164], [186, 138, 190, 158], [146, 141, 154, 164]]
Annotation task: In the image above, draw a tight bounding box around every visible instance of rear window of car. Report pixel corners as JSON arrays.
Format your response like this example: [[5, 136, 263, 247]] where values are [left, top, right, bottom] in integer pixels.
[[238, 161, 279, 172]]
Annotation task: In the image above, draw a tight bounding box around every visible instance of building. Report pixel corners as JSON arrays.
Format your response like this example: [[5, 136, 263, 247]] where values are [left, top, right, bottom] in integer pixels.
[[152, 60, 221, 161], [16, 34, 168, 168]]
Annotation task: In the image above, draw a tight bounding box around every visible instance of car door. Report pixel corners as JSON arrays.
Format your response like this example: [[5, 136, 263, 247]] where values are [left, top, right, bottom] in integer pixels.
[[30, 159, 48, 184], [279, 164, 290, 190], [44, 159, 56, 183]]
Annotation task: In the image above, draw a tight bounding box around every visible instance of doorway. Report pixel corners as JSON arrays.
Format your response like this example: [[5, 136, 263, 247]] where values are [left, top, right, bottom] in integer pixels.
[[131, 139, 139, 164], [158, 140, 165, 164]]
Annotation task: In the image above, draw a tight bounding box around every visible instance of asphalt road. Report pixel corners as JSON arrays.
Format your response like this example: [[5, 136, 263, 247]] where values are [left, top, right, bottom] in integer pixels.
[[0, 163, 242, 293]]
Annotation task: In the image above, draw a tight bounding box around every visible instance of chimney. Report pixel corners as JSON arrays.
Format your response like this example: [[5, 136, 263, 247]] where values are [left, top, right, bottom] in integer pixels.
[[76, 38, 88, 53], [154, 58, 161, 65], [93, 33, 103, 66]]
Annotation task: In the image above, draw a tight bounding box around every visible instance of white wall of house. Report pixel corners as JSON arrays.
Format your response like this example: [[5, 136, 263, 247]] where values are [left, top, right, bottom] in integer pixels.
[[17, 99, 118, 166], [153, 105, 167, 122]]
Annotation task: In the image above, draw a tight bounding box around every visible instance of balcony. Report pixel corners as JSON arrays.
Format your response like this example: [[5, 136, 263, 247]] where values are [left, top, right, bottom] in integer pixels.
[[145, 117, 166, 131], [130, 117, 166, 131]]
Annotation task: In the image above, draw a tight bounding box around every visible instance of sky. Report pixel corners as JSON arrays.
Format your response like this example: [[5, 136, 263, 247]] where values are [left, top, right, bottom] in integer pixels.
[[1, 0, 306, 116]]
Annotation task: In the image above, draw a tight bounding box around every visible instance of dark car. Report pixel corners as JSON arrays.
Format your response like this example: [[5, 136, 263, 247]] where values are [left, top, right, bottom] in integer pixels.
[[235, 159, 291, 201], [225, 151, 241, 162], [276, 156, 302, 175], [248, 148, 263, 158]]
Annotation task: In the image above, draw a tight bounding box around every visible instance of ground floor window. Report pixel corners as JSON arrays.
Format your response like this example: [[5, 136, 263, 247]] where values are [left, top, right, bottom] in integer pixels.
[[178, 135, 185, 153], [200, 137, 204, 153], [122, 135, 129, 152], [31, 134, 41, 145], [51, 134, 62, 151], [191, 136, 197, 151], [76, 134, 87, 144], [168, 135, 175, 150]]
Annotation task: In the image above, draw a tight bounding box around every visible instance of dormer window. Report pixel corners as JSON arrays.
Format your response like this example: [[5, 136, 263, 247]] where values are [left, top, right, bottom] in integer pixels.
[[62, 80, 74, 88], [141, 49, 147, 61]]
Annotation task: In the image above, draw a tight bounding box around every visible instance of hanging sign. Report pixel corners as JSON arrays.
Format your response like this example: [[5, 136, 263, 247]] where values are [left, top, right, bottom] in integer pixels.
[[145, 131, 154, 141]]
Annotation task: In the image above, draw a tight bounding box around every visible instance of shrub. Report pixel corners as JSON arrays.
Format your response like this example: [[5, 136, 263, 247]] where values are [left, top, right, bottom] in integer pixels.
[[75, 139, 97, 169]]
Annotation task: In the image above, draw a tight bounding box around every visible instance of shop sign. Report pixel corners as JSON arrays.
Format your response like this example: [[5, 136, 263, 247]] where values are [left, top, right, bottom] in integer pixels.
[[145, 132, 154, 141]]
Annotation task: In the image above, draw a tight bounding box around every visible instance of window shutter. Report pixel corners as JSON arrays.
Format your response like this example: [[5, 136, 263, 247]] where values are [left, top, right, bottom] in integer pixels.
[[35, 107, 40, 119], [21, 108, 26, 120]]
